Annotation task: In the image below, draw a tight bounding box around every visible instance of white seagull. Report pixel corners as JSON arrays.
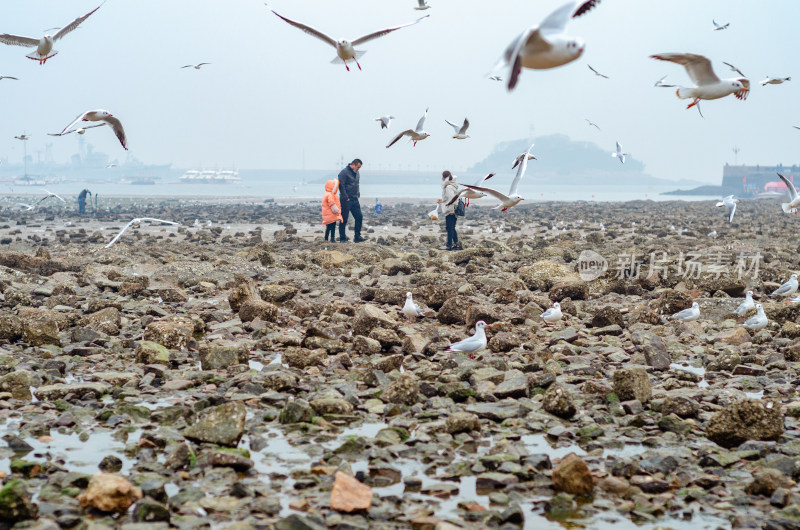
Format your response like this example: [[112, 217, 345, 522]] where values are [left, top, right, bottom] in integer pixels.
[[734, 290, 755, 318], [446, 173, 496, 207], [541, 302, 563, 326], [14, 134, 30, 141], [402, 292, 424, 322], [772, 273, 798, 302], [386, 108, 431, 148], [654, 75, 676, 88], [587, 64, 608, 78], [612, 142, 628, 164], [671, 302, 700, 322], [722, 62, 746, 77], [48, 123, 106, 137], [494, 0, 602, 91], [0, 4, 103, 65], [743, 304, 768, 331], [761, 76, 791, 86], [512, 146, 537, 169], [17, 203, 34, 211], [182, 62, 210, 70], [104, 218, 180, 249], [58, 109, 127, 150], [712, 20, 730, 31], [0, 76, 18, 81], [442, 321, 487, 356], [488, 75, 503, 82], [270, 8, 429, 71], [445, 118, 470, 139], [650, 53, 750, 110], [375, 115, 395, 129], [716, 194, 739, 223], [777, 173, 800, 214], [463, 143, 535, 211], [37, 189, 66, 206], [585, 118, 600, 130], [414, 0, 431, 10]]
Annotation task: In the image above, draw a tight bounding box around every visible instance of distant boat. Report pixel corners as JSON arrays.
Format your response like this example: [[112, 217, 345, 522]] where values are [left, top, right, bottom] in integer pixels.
[[754, 180, 792, 199], [120, 176, 160, 185], [179, 169, 241, 184]]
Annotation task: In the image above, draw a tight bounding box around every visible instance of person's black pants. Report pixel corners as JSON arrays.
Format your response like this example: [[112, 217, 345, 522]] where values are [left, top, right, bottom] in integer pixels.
[[446, 214, 458, 247], [324, 222, 336, 241], [339, 199, 362, 240]]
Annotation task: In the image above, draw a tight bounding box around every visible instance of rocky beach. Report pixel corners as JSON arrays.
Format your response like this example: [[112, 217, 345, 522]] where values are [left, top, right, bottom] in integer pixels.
[[1, 196, 800, 529]]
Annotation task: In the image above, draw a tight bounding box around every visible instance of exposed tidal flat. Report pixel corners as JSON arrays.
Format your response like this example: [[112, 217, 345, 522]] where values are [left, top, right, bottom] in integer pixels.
[[1, 197, 800, 529]]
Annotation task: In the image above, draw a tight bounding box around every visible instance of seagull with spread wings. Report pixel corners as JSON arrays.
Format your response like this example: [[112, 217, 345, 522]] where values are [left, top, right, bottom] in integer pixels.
[[716, 195, 739, 223], [445, 118, 470, 139], [269, 7, 429, 71], [712, 20, 730, 31], [182, 63, 210, 70], [650, 53, 750, 110], [414, 0, 431, 10], [58, 110, 127, 150], [722, 62, 746, 77], [0, 4, 103, 64], [587, 64, 608, 78], [49, 123, 106, 137], [761, 76, 791, 86], [462, 144, 535, 211], [104, 218, 180, 249], [386, 108, 430, 148], [375, 115, 395, 129], [36, 189, 66, 207], [493, 0, 602, 91], [512, 147, 537, 169], [585, 118, 600, 131], [0, 76, 18, 81], [446, 173, 496, 207], [654, 75, 675, 88], [777, 173, 800, 214], [612, 142, 628, 164]]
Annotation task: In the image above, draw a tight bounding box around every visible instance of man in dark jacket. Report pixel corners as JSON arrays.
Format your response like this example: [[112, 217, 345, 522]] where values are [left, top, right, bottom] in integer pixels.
[[337, 158, 366, 242]]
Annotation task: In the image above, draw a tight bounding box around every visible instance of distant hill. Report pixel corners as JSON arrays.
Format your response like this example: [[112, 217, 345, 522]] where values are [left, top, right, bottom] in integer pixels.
[[467, 134, 702, 187]]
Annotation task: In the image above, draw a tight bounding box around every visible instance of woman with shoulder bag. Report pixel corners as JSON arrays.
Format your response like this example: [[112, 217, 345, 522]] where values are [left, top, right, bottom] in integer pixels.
[[438, 170, 462, 250]]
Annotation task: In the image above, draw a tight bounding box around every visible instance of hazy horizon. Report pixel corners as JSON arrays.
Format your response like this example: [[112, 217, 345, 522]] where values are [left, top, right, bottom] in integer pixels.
[[0, 0, 796, 185]]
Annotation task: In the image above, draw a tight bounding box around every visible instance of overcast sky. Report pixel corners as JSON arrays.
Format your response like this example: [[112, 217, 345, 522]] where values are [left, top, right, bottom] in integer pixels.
[[0, 0, 797, 183]]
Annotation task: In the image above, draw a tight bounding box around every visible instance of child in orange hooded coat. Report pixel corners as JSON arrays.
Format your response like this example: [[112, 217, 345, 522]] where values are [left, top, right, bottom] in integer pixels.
[[322, 179, 344, 241]]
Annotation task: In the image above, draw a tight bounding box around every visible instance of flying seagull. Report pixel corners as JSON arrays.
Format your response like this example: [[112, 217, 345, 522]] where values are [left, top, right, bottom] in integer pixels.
[[14, 134, 30, 141], [488, 75, 503, 82], [463, 143, 535, 211], [386, 108, 430, 148], [414, 0, 431, 10], [654, 75, 676, 88], [58, 109, 127, 150], [375, 115, 395, 129], [493, 0, 602, 91], [794, 126, 800, 131], [612, 141, 628, 164], [761, 76, 791, 86], [585, 118, 600, 130], [650, 53, 750, 110], [18, 203, 34, 211], [512, 146, 537, 169], [722, 62, 746, 77], [0, 76, 18, 81], [182, 62, 210, 69], [269, 7, 429, 71], [716, 195, 739, 223], [0, 4, 103, 65], [445, 118, 470, 139], [446, 173, 496, 206], [104, 218, 180, 249], [712, 20, 730, 31], [587, 64, 608, 78], [49, 123, 106, 136], [36, 189, 66, 207], [777, 173, 800, 214]]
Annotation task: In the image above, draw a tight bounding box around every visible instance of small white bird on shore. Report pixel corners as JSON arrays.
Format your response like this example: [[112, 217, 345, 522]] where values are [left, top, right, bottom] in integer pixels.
[[58, 109, 127, 150], [772, 273, 798, 302], [386, 108, 430, 148], [777, 173, 800, 214], [612, 142, 628, 164], [761, 76, 791, 86], [104, 218, 180, 248], [672, 302, 700, 322], [734, 290, 755, 318], [0, 4, 102, 64], [442, 321, 487, 356], [375, 115, 395, 129], [541, 302, 563, 326], [743, 304, 768, 331], [402, 292, 424, 322], [716, 194, 738, 223], [707, 230, 717, 238], [445, 118, 470, 139]]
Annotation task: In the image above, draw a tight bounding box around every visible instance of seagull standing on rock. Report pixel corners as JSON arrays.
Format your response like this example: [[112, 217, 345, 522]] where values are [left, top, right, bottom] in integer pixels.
[[772, 273, 798, 303], [734, 290, 755, 318], [442, 321, 487, 357], [671, 302, 700, 322], [743, 304, 768, 331], [402, 292, 424, 322], [541, 302, 563, 327]]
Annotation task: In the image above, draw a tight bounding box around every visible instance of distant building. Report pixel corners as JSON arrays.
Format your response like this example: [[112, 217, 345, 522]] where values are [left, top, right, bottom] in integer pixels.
[[722, 163, 799, 195]]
